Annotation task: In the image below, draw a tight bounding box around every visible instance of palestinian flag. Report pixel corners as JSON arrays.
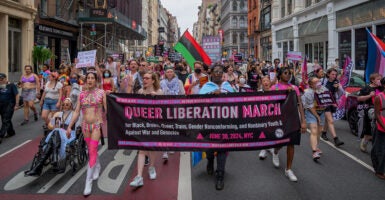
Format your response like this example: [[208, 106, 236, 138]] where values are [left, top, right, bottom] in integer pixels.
[[174, 30, 212, 69]]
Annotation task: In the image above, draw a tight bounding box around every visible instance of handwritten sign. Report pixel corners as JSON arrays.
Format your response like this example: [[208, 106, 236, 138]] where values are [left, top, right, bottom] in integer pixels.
[[76, 50, 97, 68]]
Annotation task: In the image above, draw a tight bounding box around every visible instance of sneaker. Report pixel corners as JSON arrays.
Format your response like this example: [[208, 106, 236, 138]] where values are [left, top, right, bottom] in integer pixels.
[[259, 150, 267, 160], [162, 152, 169, 160], [334, 137, 344, 147], [144, 156, 150, 166], [4, 132, 15, 138], [316, 148, 323, 155], [34, 113, 38, 121], [285, 169, 298, 182], [312, 151, 321, 161], [321, 132, 329, 141], [129, 176, 143, 187], [20, 120, 29, 126], [360, 139, 368, 152], [272, 152, 280, 168], [148, 166, 156, 180]]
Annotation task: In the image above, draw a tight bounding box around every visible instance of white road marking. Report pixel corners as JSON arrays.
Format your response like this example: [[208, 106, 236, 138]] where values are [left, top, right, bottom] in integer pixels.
[[37, 166, 71, 193], [57, 145, 107, 194], [307, 129, 375, 172], [0, 140, 32, 158], [178, 152, 192, 200], [97, 150, 137, 193]]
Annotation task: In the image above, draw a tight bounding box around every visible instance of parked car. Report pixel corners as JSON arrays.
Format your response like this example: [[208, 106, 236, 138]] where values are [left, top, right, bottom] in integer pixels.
[[344, 72, 366, 136]]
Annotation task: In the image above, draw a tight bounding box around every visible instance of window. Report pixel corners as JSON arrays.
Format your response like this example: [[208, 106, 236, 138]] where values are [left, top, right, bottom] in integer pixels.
[[305, 43, 313, 61], [288, 0, 292, 15], [232, 0, 237, 11], [232, 16, 238, 28], [239, 16, 246, 28], [355, 28, 369, 70], [8, 18, 21, 74], [376, 24, 385, 43], [305, 0, 312, 7], [281, 0, 285, 18], [56, 0, 61, 17], [232, 33, 237, 44], [261, 7, 271, 31], [338, 31, 351, 66], [239, 0, 245, 10], [240, 32, 245, 43], [40, 0, 47, 16]]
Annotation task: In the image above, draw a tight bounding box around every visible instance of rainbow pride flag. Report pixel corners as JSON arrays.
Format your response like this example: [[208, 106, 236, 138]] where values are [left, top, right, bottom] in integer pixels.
[[366, 28, 385, 82]]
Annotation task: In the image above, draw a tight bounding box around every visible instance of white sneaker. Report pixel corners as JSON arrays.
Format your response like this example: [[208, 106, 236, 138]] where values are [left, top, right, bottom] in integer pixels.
[[148, 166, 157, 180], [129, 176, 143, 187], [285, 169, 298, 182], [259, 150, 267, 160], [162, 152, 169, 160], [272, 152, 280, 168]]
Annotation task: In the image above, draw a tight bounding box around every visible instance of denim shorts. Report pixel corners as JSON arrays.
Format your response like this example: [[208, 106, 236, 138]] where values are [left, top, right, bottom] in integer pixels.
[[305, 109, 325, 126], [43, 98, 59, 111]]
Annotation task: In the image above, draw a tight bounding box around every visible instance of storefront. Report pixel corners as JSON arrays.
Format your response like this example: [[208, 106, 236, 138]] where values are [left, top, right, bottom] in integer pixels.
[[34, 24, 78, 69]]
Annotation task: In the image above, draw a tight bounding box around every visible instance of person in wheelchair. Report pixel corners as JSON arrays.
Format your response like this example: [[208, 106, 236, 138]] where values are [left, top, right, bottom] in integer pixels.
[[25, 98, 78, 176]]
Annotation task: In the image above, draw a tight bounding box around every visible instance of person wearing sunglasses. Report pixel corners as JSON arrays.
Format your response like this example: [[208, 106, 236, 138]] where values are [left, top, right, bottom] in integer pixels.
[[25, 98, 78, 176], [270, 67, 306, 182]]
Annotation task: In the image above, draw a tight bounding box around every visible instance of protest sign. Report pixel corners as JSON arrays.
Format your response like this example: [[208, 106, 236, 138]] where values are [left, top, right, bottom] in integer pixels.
[[76, 50, 97, 68], [107, 91, 301, 151]]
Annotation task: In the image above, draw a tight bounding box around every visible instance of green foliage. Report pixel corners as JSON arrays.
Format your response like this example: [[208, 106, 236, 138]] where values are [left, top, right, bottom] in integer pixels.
[[32, 46, 56, 70]]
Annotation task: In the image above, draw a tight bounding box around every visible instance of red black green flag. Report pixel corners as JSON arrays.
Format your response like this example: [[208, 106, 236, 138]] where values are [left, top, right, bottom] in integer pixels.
[[174, 30, 212, 69]]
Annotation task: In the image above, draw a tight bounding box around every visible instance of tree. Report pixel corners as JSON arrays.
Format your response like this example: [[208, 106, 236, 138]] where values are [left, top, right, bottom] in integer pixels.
[[32, 46, 55, 71]]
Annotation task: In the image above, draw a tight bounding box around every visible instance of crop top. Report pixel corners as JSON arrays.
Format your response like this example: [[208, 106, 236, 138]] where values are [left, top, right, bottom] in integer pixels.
[[79, 88, 105, 119], [22, 75, 36, 83]]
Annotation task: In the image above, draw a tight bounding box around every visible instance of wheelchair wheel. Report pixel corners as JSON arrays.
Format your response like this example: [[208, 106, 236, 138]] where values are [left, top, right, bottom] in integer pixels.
[[75, 133, 88, 166]]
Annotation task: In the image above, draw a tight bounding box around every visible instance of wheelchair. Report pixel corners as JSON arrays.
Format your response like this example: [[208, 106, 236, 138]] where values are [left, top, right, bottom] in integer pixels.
[[24, 126, 88, 176]]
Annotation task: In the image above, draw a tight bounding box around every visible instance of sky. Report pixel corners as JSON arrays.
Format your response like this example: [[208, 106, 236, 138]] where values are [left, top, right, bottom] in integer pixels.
[[160, 0, 201, 34]]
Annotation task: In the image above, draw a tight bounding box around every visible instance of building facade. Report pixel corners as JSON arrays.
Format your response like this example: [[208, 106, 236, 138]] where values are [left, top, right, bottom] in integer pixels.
[[34, 0, 79, 69], [272, 0, 385, 70], [221, 0, 248, 59], [194, 0, 220, 44], [0, 0, 36, 81], [248, 0, 272, 61]]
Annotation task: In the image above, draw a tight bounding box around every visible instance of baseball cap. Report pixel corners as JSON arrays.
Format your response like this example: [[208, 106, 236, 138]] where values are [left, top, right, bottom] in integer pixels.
[[0, 73, 6, 79]]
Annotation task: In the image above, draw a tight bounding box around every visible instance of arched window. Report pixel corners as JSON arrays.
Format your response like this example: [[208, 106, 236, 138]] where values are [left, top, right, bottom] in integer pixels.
[[239, 0, 245, 10], [232, 0, 237, 11], [232, 33, 238, 44], [240, 32, 245, 43], [232, 16, 238, 28], [239, 16, 245, 27]]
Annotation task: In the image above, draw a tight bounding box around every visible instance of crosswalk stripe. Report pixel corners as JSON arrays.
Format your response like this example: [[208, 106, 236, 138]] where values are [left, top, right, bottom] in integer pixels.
[[177, 152, 192, 200]]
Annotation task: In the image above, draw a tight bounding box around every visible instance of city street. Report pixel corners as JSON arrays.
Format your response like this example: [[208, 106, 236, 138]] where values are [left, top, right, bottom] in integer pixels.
[[0, 107, 384, 200]]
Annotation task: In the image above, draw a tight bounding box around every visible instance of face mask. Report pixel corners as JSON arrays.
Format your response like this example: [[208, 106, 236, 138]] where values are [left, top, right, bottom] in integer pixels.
[[194, 68, 201, 74], [70, 79, 77, 84], [376, 80, 381, 86], [104, 73, 110, 78], [239, 78, 246, 84]]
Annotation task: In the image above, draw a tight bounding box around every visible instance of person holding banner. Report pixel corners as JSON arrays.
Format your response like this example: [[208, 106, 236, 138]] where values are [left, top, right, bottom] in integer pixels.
[[66, 71, 106, 196], [199, 64, 235, 190], [258, 76, 274, 159], [301, 77, 328, 160], [130, 72, 163, 187], [271, 67, 307, 182], [320, 68, 345, 146], [160, 66, 185, 160]]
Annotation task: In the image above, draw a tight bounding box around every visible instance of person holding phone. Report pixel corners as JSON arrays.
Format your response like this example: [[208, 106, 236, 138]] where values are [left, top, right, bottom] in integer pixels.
[[184, 61, 207, 95]]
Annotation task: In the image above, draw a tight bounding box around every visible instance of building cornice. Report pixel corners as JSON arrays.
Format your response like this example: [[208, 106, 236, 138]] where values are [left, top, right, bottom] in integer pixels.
[[0, 0, 37, 16]]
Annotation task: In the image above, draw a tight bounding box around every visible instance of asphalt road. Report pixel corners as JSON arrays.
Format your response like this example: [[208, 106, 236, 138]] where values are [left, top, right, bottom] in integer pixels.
[[0, 107, 384, 200]]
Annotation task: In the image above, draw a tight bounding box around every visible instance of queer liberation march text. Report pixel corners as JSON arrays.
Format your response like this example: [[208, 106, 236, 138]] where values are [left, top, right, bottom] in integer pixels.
[[107, 91, 301, 151]]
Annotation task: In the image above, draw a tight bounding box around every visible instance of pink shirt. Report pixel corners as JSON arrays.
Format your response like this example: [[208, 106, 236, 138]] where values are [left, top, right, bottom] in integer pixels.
[[271, 83, 300, 96]]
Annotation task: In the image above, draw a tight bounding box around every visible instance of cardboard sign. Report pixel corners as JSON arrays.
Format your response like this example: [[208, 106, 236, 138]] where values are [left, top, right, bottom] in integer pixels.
[[76, 50, 97, 68], [287, 51, 302, 61]]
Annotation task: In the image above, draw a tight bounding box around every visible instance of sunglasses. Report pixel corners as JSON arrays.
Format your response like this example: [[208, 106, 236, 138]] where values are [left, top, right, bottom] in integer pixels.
[[63, 103, 71, 106]]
